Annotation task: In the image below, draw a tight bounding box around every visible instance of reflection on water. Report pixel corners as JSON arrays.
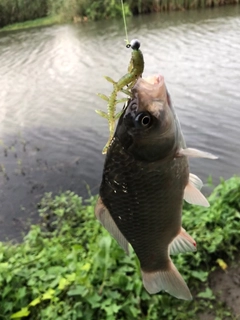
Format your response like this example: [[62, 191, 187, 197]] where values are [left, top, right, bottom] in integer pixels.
[[0, 6, 239, 240]]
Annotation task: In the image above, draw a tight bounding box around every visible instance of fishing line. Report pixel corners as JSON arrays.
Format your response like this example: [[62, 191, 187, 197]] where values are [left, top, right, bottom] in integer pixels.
[[121, 0, 130, 47]]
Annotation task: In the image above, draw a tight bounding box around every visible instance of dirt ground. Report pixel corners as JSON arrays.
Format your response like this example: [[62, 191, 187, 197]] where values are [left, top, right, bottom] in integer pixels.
[[199, 258, 240, 320]]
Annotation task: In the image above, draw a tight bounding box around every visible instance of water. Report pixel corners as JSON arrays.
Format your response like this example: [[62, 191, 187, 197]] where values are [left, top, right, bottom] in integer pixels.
[[0, 6, 239, 240]]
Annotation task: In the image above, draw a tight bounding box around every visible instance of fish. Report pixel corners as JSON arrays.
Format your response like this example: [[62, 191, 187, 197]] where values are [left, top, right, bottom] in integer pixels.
[[95, 74, 217, 300]]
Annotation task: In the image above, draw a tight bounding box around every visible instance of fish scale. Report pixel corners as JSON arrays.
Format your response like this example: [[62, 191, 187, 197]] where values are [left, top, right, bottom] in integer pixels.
[[100, 135, 189, 272]]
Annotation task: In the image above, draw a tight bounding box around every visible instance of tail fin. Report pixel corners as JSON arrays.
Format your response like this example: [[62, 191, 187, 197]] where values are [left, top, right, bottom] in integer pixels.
[[141, 260, 192, 300]]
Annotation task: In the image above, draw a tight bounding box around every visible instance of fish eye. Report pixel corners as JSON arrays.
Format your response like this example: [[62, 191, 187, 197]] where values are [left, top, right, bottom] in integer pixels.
[[135, 112, 152, 128]]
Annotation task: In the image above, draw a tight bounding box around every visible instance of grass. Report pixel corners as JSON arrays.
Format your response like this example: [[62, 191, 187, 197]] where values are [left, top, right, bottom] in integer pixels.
[[0, 0, 239, 32], [0, 176, 239, 319], [1, 15, 62, 32]]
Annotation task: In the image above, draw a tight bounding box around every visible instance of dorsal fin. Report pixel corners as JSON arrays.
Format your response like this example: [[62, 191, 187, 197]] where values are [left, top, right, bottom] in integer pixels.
[[95, 197, 129, 254]]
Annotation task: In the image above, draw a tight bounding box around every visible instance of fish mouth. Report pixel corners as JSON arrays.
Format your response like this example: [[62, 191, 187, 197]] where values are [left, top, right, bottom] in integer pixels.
[[143, 74, 165, 87], [133, 74, 167, 104], [123, 74, 167, 130]]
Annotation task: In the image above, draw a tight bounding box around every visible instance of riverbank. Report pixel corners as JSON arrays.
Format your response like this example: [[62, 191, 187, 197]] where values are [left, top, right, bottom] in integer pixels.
[[0, 0, 239, 31], [0, 16, 62, 32], [0, 176, 239, 319]]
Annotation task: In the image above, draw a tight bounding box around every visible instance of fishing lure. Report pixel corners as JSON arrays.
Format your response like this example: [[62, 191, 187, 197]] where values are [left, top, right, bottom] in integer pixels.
[[96, 39, 144, 154]]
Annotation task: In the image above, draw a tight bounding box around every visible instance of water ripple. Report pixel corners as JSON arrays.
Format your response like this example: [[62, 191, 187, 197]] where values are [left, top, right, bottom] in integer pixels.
[[0, 6, 240, 239]]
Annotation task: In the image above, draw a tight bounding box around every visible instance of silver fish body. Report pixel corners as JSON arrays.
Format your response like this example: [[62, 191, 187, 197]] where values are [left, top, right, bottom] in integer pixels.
[[95, 75, 217, 300]]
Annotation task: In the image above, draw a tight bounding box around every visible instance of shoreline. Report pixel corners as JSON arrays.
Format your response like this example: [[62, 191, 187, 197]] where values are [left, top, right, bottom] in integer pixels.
[[0, 15, 62, 32], [0, 3, 239, 33], [0, 176, 239, 319]]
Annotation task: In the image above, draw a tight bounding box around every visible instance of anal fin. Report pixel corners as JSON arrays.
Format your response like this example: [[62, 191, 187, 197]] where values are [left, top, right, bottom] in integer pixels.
[[95, 197, 129, 254], [170, 227, 197, 255]]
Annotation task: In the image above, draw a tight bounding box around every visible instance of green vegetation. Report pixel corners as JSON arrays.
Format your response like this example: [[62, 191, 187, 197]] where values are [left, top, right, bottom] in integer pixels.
[[0, 176, 239, 319], [0, 0, 47, 28], [1, 16, 62, 32], [0, 0, 130, 29], [0, 0, 239, 30]]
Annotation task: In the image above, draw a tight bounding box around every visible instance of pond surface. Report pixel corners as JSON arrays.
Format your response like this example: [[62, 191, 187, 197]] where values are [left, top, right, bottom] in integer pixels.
[[0, 6, 239, 240]]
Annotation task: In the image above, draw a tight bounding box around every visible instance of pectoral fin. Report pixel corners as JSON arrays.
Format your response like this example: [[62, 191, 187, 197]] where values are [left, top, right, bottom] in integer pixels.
[[95, 197, 129, 254], [184, 179, 209, 207], [170, 227, 197, 255], [178, 148, 218, 159]]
